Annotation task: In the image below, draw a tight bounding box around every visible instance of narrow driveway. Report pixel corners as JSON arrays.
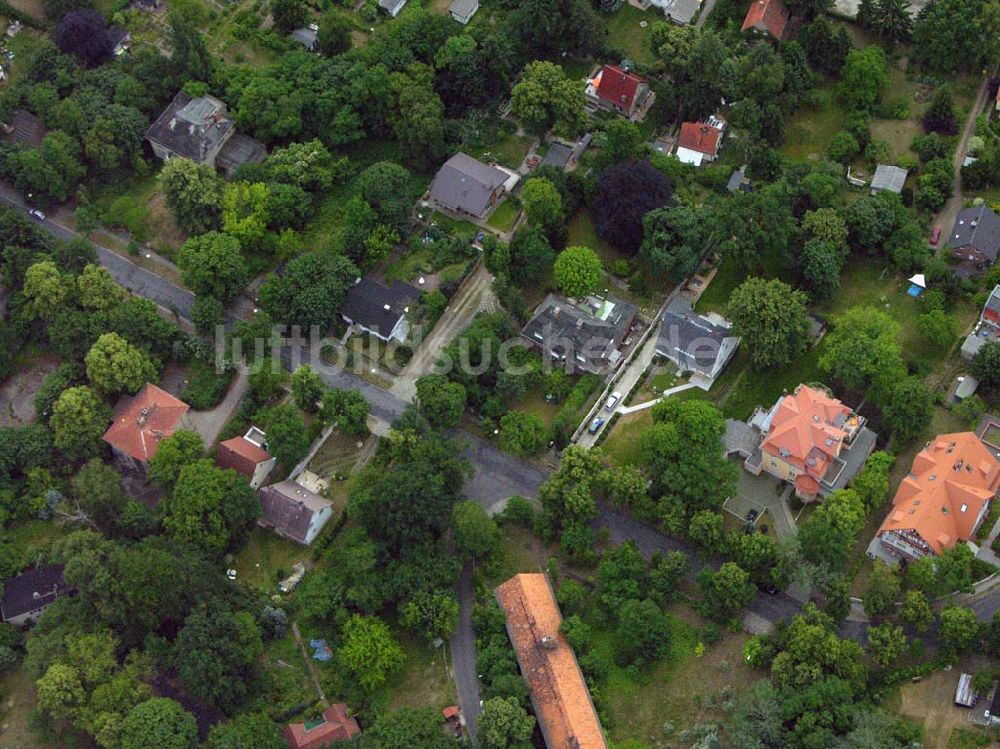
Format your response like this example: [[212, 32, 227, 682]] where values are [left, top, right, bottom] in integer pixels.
[[451, 562, 482, 743]]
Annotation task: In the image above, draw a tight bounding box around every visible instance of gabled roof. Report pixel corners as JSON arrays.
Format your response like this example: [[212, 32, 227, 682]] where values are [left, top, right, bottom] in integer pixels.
[[144, 91, 234, 164], [216, 433, 271, 478], [871, 165, 908, 194], [541, 142, 574, 169], [102, 383, 190, 463], [1, 564, 72, 621], [760, 384, 855, 479], [216, 133, 266, 176], [677, 122, 721, 157], [656, 309, 737, 376], [950, 205, 1000, 262], [429, 153, 508, 217], [878, 432, 1000, 555], [448, 0, 478, 15], [340, 277, 421, 336], [741, 0, 791, 39], [495, 574, 607, 749], [259, 480, 332, 544], [285, 703, 360, 749], [594, 65, 644, 111]]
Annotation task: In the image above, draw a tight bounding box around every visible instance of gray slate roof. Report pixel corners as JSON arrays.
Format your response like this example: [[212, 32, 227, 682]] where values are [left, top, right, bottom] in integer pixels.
[[870, 164, 908, 194], [145, 91, 234, 163], [660, 0, 700, 24], [429, 153, 508, 217], [216, 133, 266, 176], [727, 164, 747, 193], [1, 564, 72, 621], [340, 277, 421, 335], [540, 143, 573, 169], [448, 0, 478, 16], [290, 27, 317, 50], [521, 294, 637, 374], [259, 480, 332, 544], [656, 309, 735, 376], [950, 205, 1000, 262], [379, 0, 406, 12]]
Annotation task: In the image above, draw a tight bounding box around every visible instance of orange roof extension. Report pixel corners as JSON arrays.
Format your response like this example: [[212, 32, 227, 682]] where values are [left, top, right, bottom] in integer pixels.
[[760, 384, 853, 481], [741, 0, 791, 39], [495, 574, 607, 749], [284, 703, 360, 749], [102, 383, 189, 463], [878, 432, 1000, 555]]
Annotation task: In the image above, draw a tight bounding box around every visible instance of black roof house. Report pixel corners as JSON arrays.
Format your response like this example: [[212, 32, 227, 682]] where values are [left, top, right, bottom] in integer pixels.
[[340, 277, 422, 342], [656, 308, 739, 380], [1, 564, 73, 623], [950, 205, 1000, 265]]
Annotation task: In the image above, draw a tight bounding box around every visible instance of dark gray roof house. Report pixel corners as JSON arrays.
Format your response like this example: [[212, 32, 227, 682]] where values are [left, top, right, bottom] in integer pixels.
[[1, 564, 73, 626], [215, 133, 267, 177], [145, 91, 235, 167], [521, 294, 637, 375], [656, 308, 740, 384], [870, 165, 907, 195], [540, 143, 574, 170], [259, 480, 334, 546], [341, 277, 422, 342], [949, 205, 1000, 276], [429, 153, 509, 219]]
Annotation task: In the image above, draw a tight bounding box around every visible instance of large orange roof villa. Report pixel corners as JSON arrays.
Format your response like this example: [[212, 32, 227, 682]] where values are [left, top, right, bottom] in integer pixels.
[[496, 573, 607, 749], [869, 431, 1000, 562]]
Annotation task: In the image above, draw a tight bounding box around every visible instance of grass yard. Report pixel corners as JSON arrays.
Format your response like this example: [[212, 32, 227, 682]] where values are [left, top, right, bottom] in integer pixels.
[[601, 410, 652, 467], [567, 211, 621, 268], [598, 604, 758, 745], [513, 389, 562, 425], [471, 133, 533, 170], [782, 85, 850, 163], [487, 199, 521, 233], [386, 633, 457, 711], [233, 527, 312, 592], [693, 255, 741, 316], [604, 4, 656, 68], [559, 58, 595, 82]]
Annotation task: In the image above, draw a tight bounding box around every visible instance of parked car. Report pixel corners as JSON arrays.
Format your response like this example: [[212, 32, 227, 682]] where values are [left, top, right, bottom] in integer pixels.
[[28, 209, 44, 221], [605, 391, 622, 411], [929, 226, 942, 245], [588, 416, 605, 434]]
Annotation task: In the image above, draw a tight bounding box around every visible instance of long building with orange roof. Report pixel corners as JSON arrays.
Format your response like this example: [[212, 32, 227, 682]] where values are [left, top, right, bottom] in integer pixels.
[[495, 573, 607, 749], [749, 384, 875, 501], [871, 432, 1000, 562]]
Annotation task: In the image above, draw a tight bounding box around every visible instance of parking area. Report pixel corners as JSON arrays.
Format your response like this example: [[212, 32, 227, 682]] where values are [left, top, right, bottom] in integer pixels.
[[722, 465, 795, 540]]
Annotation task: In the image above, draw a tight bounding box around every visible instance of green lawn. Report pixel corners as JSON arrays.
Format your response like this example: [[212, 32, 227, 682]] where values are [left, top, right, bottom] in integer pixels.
[[558, 58, 596, 81], [487, 199, 521, 232], [386, 632, 457, 711], [604, 4, 657, 67], [233, 527, 312, 592], [693, 255, 741, 316], [471, 133, 533, 170], [567, 211, 621, 268], [782, 85, 850, 163]]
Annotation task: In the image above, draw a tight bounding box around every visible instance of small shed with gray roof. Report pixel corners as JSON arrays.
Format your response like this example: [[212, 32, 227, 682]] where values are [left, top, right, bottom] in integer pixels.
[[540, 142, 574, 170], [870, 165, 908, 195], [379, 0, 406, 15], [428, 152, 509, 219], [657, 0, 701, 24], [448, 0, 479, 23]]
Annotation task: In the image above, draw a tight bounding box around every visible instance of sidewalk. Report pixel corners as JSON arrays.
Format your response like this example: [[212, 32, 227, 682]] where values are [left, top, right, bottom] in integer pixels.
[[617, 382, 697, 414]]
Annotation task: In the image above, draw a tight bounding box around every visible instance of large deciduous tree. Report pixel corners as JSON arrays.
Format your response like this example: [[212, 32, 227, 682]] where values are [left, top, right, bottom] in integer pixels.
[[553, 246, 602, 298], [819, 305, 905, 401], [50, 386, 111, 461], [158, 158, 222, 236], [120, 698, 198, 749], [510, 61, 585, 137], [415, 375, 467, 429], [257, 251, 358, 330], [337, 615, 404, 693], [84, 333, 158, 396], [148, 430, 205, 491], [728, 277, 811, 368], [640, 204, 706, 282], [591, 161, 672, 254]]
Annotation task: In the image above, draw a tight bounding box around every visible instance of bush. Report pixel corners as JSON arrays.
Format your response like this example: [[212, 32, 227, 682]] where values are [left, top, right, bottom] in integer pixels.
[[181, 360, 235, 410], [501, 496, 536, 527]]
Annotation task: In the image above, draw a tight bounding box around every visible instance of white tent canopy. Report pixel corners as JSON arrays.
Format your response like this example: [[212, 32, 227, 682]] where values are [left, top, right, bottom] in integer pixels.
[[908, 273, 926, 288]]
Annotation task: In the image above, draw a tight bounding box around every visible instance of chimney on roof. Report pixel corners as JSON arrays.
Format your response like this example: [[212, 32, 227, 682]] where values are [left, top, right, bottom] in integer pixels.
[[137, 407, 150, 427]]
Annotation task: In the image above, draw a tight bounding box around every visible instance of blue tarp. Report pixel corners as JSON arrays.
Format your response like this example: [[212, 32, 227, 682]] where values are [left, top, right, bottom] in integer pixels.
[[907, 284, 923, 297], [310, 638, 332, 662]]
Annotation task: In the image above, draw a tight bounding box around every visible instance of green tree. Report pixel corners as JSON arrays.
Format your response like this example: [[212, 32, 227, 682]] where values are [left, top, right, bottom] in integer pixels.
[[163, 460, 260, 557], [866, 621, 906, 667], [510, 61, 585, 137], [85, 333, 158, 396], [290, 365, 324, 413], [337, 615, 405, 693], [355, 161, 414, 235], [157, 157, 222, 235], [939, 605, 980, 656], [499, 410, 549, 456], [640, 204, 706, 282], [911, 0, 999, 73], [863, 560, 901, 619], [271, 0, 306, 33], [148, 430, 204, 491], [598, 119, 644, 166], [506, 226, 555, 287], [521, 177, 563, 239], [882, 377, 933, 443], [400, 589, 459, 641], [192, 295, 224, 336], [120, 698, 198, 749], [319, 388, 371, 435], [838, 46, 888, 112], [971, 340, 1000, 389], [316, 12, 352, 56], [177, 232, 247, 303], [688, 510, 727, 553], [388, 65, 447, 169], [8, 131, 86, 204], [916, 308, 955, 348], [728, 277, 811, 368], [415, 375, 467, 429], [616, 597, 671, 666], [363, 707, 459, 749], [801, 238, 847, 299], [698, 562, 755, 622], [258, 403, 309, 467], [50, 386, 111, 461], [258, 251, 358, 330], [553, 246, 602, 297], [851, 451, 894, 511], [797, 488, 866, 570], [820, 306, 905, 402], [206, 713, 285, 749], [453, 500, 501, 560], [77, 264, 124, 310], [70, 458, 128, 532], [478, 696, 535, 749], [900, 589, 934, 632], [22, 261, 69, 321], [222, 182, 269, 252]]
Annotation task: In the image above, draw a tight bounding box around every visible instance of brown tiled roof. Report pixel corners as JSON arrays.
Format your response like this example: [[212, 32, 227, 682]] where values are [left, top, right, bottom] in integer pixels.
[[878, 432, 1000, 555], [495, 574, 607, 749], [741, 0, 791, 39], [216, 435, 271, 478], [259, 480, 332, 543], [285, 703, 360, 749], [677, 122, 722, 157], [102, 383, 189, 463]]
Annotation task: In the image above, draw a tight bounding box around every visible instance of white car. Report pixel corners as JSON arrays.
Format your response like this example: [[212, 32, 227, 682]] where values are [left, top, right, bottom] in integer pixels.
[[28, 209, 44, 221], [605, 391, 622, 411]]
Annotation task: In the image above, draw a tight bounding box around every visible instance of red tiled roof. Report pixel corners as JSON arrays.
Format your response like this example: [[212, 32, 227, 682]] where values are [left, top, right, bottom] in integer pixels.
[[102, 383, 189, 463], [677, 122, 721, 157], [285, 704, 359, 749], [595, 65, 643, 111], [216, 435, 271, 478], [496, 574, 607, 749], [741, 0, 791, 39], [878, 432, 1000, 555]]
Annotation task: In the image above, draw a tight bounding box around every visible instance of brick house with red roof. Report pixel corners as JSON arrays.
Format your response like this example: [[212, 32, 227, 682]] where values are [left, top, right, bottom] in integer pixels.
[[745, 384, 876, 501], [675, 119, 725, 166], [216, 426, 275, 489], [872, 432, 1000, 561], [284, 703, 360, 749], [741, 0, 791, 40], [102, 383, 191, 476], [585, 65, 654, 122]]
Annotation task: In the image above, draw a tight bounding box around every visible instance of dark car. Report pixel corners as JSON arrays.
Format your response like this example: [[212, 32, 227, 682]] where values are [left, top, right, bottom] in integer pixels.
[[588, 416, 605, 434], [745, 508, 759, 524]]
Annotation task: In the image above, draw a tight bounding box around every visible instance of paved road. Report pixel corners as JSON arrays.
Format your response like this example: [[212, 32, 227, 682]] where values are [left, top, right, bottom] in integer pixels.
[[451, 562, 482, 743]]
